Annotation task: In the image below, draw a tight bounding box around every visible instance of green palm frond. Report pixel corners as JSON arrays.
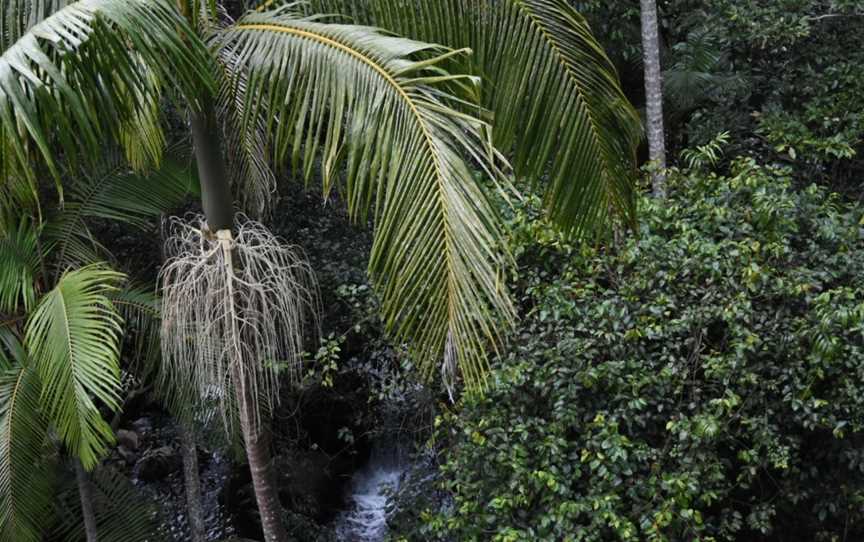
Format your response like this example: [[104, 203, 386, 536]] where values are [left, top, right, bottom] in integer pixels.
[[0, 217, 45, 315], [50, 466, 163, 542], [24, 264, 124, 469], [304, 0, 643, 234], [107, 284, 205, 427], [44, 157, 195, 270], [0, 0, 73, 52], [0, 340, 55, 542], [216, 51, 278, 218], [0, 327, 25, 371], [0, 0, 213, 204], [108, 285, 160, 381], [218, 11, 514, 390], [117, 61, 166, 173], [663, 28, 743, 117]]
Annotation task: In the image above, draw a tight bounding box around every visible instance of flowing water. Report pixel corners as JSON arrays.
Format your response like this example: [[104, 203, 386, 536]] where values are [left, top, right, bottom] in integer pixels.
[[334, 452, 405, 541]]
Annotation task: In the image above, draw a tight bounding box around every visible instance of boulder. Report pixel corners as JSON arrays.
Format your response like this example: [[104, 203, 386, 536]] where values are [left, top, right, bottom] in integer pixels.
[[135, 446, 181, 481], [116, 429, 139, 450]]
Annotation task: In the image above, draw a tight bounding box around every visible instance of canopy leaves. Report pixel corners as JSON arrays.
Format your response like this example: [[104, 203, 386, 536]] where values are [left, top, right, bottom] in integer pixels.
[[0, 0, 73, 52], [0, 218, 43, 314], [218, 11, 515, 389], [44, 157, 195, 271], [304, 0, 643, 234], [0, 0, 212, 208]]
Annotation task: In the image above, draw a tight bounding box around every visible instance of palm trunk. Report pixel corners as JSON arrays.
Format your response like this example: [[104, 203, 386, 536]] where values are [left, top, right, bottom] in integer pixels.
[[74, 459, 99, 542], [179, 423, 207, 542], [235, 368, 289, 542], [190, 99, 289, 542], [190, 106, 234, 232], [640, 0, 667, 197]]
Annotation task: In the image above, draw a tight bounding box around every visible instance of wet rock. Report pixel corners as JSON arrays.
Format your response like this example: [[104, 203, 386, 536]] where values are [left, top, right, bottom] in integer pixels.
[[117, 429, 139, 450], [222, 463, 262, 540], [277, 450, 340, 521], [135, 445, 181, 481], [117, 445, 138, 465]]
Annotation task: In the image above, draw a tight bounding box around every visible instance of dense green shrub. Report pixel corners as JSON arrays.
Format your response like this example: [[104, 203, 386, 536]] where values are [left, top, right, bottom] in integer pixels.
[[395, 158, 864, 541]]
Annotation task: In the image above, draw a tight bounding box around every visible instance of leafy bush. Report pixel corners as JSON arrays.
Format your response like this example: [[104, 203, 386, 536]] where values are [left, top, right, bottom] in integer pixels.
[[395, 158, 864, 541]]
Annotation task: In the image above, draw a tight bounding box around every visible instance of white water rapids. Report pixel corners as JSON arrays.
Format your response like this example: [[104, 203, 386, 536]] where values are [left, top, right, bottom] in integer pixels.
[[334, 456, 405, 541]]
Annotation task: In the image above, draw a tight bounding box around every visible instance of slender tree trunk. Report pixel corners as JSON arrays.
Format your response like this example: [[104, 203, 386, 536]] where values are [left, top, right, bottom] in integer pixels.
[[190, 99, 289, 542], [235, 368, 289, 542], [190, 106, 234, 232], [179, 423, 207, 542], [74, 460, 99, 542], [640, 0, 667, 197]]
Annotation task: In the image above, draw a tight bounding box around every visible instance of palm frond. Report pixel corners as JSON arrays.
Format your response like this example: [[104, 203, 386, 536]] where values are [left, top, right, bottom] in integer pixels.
[[216, 49, 278, 218], [304, 0, 643, 234], [117, 60, 166, 172], [44, 157, 195, 270], [0, 346, 55, 542], [0, 0, 73, 52], [108, 285, 160, 381], [663, 28, 743, 116], [0, 0, 213, 202], [108, 282, 207, 427], [218, 11, 515, 390], [24, 264, 124, 469], [0, 217, 44, 315], [0, 327, 24, 371], [50, 465, 163, 542]]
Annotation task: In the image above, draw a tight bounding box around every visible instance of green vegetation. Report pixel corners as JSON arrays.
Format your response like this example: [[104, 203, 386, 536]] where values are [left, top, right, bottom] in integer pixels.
[[0, 0, 862, 541], [392, 156, 864, 540]]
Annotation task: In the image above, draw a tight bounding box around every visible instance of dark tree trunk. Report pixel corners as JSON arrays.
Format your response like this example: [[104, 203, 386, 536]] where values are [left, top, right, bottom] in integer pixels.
[[75, 460, 99, 542], [235, 367, 289, 542], [190, 105, 234, 232], [190, 99, 289, 542], [179, 423, 207, 542], [640, 0, 668, 197]]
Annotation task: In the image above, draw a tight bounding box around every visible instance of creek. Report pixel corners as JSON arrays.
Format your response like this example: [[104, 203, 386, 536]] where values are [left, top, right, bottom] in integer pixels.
[[334, 449, 406, 542]]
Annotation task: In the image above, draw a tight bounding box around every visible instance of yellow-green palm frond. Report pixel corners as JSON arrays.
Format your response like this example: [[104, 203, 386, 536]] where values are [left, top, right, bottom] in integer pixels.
[[218, 10, 515, 391], [305, 0, 643, 235], [0, 0, 213, 204], [0, 330, 54, 542], [24, 264, 124, 469]]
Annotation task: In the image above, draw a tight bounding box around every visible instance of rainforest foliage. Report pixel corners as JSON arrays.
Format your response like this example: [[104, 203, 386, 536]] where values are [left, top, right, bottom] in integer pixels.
[[384, 2, 864, 540], [391, 158, 864, 541], [0, 0, 862, 541]]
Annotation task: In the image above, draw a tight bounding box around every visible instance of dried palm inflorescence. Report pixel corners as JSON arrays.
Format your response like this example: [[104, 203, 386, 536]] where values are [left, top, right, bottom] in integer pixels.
[[159, 214, 319, 430]]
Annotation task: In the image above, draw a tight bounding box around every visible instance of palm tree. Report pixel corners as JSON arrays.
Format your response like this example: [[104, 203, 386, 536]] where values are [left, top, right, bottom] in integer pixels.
[[0, 1, 641, 540], [639, 0, 668, 195], [0, 158, 195, 542]]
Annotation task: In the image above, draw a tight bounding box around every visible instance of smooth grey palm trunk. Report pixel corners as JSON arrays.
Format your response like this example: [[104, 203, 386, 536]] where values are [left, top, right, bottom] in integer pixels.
[[640, 0, 667, 196], [189, 101, 289, 542], [179, 423, 207, 542], [75, 459, 99, 542], [190, 107, 234, 232]]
